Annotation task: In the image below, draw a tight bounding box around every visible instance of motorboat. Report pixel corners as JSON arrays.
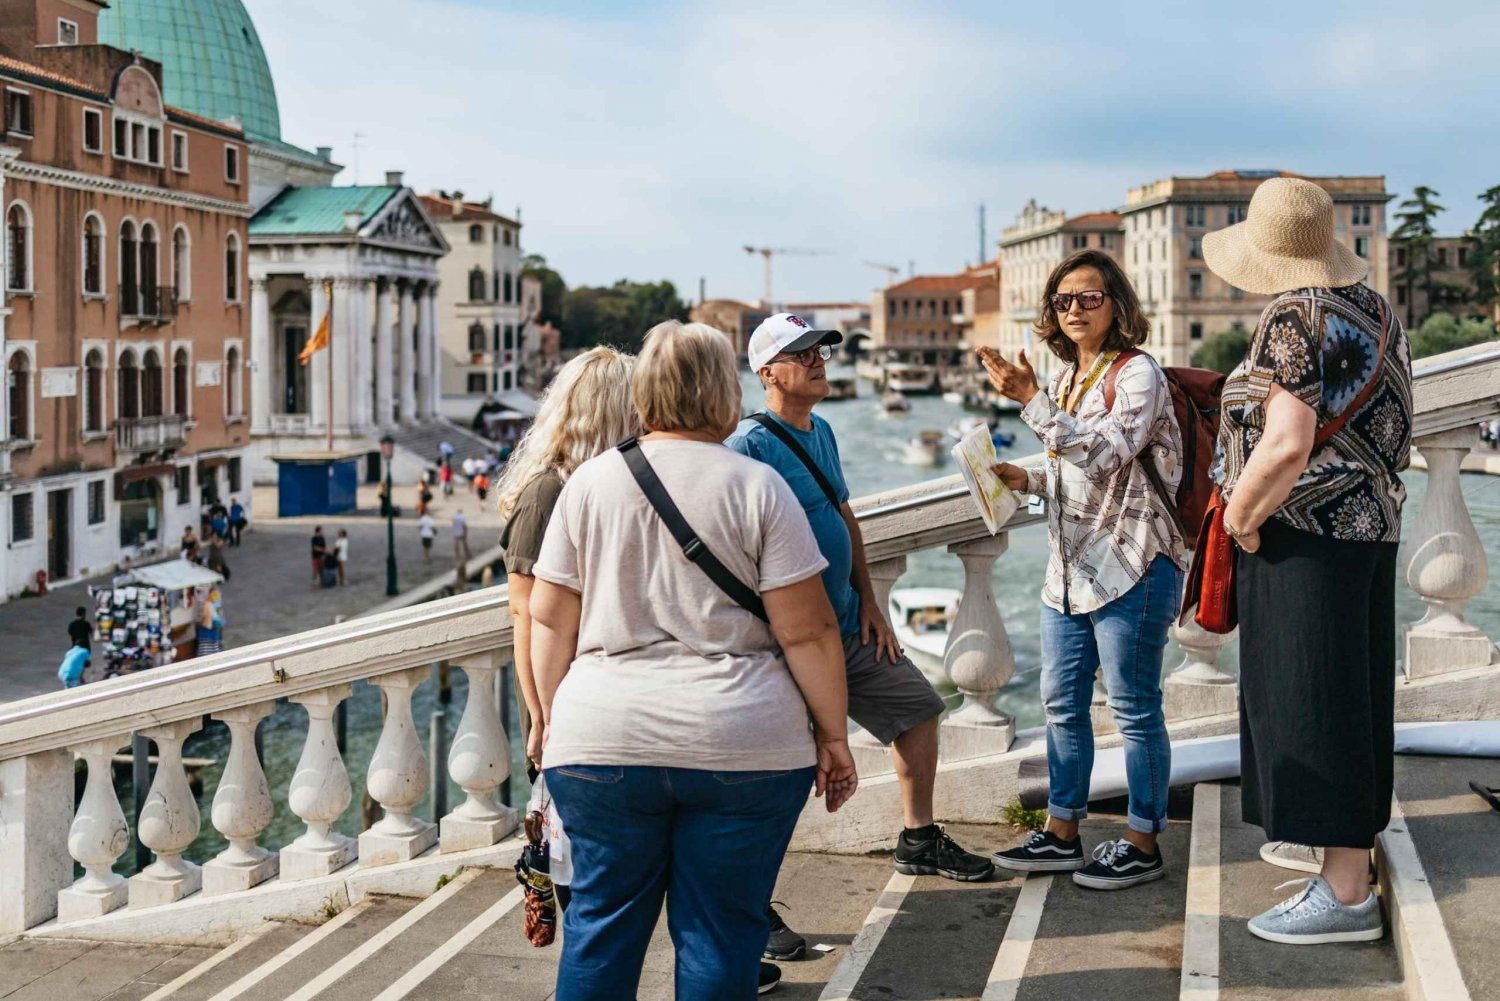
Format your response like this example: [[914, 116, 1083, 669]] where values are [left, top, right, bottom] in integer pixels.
[[946, 416, 1016, 450], [825, 377, 858, 401], [884, 365, 938, 394], [941, 390, 966, 406], [889, 587, 961, 664], [903, 430, 946, 466], [881, 389, 910, 414]]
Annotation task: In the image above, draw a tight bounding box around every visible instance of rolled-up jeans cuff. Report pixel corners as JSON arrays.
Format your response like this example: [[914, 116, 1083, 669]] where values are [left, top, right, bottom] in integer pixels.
[[1127, 810, 1167, 835], [1048, 802, 1088, 822]]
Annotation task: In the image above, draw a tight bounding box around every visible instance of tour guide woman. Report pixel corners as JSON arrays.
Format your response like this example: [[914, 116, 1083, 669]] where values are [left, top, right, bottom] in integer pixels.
[[529, 320, 857, 1000], [981, 248, 1187, 890], [1203, 177, 1411, 945]]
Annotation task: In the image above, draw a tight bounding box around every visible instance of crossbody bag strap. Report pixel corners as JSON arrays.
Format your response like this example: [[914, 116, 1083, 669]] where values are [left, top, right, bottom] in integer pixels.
[[1312, 296, 1390, 450], [617, 438, 768, 622], [747, 412, 842, 510]]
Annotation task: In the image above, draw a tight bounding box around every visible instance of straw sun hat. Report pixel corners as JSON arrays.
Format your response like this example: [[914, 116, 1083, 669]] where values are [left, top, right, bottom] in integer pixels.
[[1202, 177, 1368, 295]]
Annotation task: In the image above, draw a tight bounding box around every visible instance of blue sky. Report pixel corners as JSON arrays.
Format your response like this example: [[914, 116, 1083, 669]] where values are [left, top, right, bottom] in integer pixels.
[[251, 0, 1500, 304]]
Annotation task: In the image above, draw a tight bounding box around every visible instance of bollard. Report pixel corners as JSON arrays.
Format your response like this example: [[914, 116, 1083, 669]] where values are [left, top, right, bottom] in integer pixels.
[[429, 708, 447, 822]]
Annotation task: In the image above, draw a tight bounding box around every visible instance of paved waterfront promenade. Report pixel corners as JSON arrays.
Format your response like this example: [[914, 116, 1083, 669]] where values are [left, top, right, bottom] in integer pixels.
[[0, 483, 503, 704]]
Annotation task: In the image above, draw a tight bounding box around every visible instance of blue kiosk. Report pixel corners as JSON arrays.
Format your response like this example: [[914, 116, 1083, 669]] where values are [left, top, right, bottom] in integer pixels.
[[271, 451, 364, 517]]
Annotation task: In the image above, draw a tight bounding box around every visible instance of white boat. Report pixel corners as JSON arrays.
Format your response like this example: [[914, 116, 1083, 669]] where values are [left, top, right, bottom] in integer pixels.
[[946, 416, 990, 443], [881, 389, 910, 414], [902, 430, 946, 466], [885, 365, 937, 394], [889, 587, 961, 664], [941, 390, 966, 406]]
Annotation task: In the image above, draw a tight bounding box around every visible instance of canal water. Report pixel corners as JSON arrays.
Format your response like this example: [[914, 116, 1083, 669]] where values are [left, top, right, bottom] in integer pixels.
[[119, 364, 1500, 872]]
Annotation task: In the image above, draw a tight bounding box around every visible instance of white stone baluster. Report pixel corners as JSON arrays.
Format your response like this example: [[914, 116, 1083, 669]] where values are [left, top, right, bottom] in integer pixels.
[[847, 557, 905, 773], [129, 718, 204, 906], [441, 651, 518, 852], [1404, 427, 1494, 678], [57, 737, 131, 922], [203, 702, 278, 895], [360, 667, 437, 865], [1162, 619, 1239, 721], [0, 750, 74, 934], [942, 535, 1017, 756], [280, 685, 357, 880]]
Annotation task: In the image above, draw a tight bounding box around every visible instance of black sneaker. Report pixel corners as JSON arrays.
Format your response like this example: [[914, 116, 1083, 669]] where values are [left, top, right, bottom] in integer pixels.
[[758, 962, 781, 995], [893, 825, 995, 881], [992, 830, 1086, 873], [1071, 837, 1164, 890], [764, 901, 806, 961]]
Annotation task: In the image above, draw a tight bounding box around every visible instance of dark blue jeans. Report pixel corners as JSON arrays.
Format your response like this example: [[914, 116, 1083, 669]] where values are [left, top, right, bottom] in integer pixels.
[[1040, 554, 1181, 834], [545, 763, 816, 1001]]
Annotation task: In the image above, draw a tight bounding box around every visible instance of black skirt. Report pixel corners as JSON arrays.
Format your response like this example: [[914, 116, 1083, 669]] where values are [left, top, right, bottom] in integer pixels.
[[1237, 517, 1399, 849]]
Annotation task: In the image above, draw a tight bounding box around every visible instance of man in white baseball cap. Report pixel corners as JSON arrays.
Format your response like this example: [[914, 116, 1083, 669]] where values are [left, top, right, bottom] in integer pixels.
[[728, 313, 994, 962]]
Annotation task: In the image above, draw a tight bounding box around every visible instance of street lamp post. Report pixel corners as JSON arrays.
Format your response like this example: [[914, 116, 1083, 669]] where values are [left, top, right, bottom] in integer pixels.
[[380, 435, 399, 597]]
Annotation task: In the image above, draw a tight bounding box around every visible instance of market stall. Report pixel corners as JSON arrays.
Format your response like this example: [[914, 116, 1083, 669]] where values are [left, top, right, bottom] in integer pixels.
[[90, 559, 226, 677]]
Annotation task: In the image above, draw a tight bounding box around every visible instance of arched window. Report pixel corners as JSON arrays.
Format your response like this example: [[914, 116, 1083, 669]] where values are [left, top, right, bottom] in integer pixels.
[[172, 347, 189, 417], [7, 352, 29, 439], [172, 226, 190, 300], [468, 266, 486, 302], [82, 215, 104, 295], [84, 350, 104, 433], [118, 350, 139, 419], [224, 232, 240, 301], [119, 220, 138, 314], [502, 272, 513, 304], [7, 202, 31, 292], [225, 346, 241, 416], [141, 349, 163, 417], [468, 322, 486, 352], [468, 224, 484, 243], [139, 222, 159, 311]]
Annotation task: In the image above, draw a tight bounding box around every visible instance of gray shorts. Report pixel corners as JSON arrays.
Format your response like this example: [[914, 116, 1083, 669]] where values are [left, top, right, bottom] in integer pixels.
[[844, 633, 945, 745]]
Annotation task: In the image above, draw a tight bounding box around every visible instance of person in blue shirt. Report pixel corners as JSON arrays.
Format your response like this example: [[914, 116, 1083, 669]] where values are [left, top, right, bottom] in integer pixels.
[[228, 497, 247, 547], [726, 313, 994, 959], [58, 642, 89, 689]]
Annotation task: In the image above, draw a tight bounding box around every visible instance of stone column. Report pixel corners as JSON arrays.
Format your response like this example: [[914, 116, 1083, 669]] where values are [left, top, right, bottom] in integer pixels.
[[441, 650, 518, 852], [398, 283, 418, 423], [376, 280, 395, 427], [941, 535, 1016, 757], [308, 277, 329, 434], [0, 750, 79, 932], [360, 667, 438, 865], [58, 737, 132, 922], [202, 702, 278, 895], [330, 277, 357, 437], [414, 286, 433, 420], [353, 279, 373, 431], [1404, 426, 1493, 678], [129, 718, 204, 906], [280, 685, 357, 880], [425, 287, 442, 418], [249, 277, 271, 434]]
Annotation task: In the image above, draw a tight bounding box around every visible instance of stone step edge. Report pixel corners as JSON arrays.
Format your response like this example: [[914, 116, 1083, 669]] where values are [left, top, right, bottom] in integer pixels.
[[1178, 781, 1221, 1001], [1377, 793, 1472, 1001], [139, 919, 289, 1001]]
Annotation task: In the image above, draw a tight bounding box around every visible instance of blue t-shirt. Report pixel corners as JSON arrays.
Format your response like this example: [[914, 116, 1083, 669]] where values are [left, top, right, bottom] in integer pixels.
[[58, 646, 89, 686], [726, 411, 860, 637]]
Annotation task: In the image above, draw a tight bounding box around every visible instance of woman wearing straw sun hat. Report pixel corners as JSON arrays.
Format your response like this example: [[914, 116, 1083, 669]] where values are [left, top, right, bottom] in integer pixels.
[[1203, 176, 1412, 946]]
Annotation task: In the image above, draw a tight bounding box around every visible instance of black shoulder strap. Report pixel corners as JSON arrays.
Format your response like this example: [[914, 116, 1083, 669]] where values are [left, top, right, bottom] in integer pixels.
[[617, 438, 768, 622], [747, 412, 842, 509]]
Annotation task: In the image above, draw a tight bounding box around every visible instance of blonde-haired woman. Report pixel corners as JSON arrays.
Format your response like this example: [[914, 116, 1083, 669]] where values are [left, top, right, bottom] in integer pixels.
[[531, 320, 856, 1000]]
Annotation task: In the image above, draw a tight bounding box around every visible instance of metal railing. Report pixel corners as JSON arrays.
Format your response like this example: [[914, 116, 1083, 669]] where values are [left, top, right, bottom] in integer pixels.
[[119, 284, 177, 322]]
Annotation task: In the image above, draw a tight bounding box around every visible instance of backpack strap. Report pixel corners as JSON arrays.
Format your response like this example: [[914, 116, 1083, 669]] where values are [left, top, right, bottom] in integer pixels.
[[747, 412, 842, 510], [617, 438, 768, 622], [1102, 347, 1144, 412], [1100, 348, 1183, 533]]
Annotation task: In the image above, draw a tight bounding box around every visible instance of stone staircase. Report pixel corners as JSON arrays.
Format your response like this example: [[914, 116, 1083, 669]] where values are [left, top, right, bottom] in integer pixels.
[[5, 757, 1490, 1001], [382, 418, 497, 484]]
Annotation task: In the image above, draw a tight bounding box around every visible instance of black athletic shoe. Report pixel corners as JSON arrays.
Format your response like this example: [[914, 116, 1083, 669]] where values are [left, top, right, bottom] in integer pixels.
[[764, 901, 806, 961], [893, 825, 995, 881], [992, 830, 1086, 873], [758, 962, 781, 995], [1071, 837, 1164, 890]]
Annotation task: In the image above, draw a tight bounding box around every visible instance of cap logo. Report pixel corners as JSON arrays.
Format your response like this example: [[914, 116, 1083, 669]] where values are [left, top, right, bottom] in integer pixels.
[[786, 315, 809, 328]]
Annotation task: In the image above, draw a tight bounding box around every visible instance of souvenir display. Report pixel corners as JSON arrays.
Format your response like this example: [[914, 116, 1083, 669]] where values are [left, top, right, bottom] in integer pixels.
[[89, 578, 176, 678]]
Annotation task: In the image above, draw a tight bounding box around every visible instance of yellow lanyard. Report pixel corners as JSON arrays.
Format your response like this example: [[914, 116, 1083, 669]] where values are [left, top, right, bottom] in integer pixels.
[[1048, 351, 1117, 459]]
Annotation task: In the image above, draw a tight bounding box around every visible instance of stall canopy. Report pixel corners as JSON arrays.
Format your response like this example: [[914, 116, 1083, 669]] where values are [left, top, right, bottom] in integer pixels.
[[126, 560, 226, 591]]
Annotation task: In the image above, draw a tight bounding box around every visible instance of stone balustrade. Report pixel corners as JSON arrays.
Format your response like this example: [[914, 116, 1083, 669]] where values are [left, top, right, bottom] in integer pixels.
[[0, 343, 1495, 935]]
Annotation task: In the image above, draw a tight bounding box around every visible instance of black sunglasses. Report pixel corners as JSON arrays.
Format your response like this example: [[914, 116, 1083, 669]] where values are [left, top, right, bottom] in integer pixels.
[[1049, 290, 1111, 312], [773, 344, 832, 367]]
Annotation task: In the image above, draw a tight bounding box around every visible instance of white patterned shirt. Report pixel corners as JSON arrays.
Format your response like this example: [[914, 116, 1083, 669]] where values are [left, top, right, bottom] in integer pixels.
[[1020, 353, 1188, 614]]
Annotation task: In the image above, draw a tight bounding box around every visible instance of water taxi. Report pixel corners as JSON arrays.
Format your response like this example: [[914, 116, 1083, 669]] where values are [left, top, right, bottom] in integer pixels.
[[889, 587, 961, 664]]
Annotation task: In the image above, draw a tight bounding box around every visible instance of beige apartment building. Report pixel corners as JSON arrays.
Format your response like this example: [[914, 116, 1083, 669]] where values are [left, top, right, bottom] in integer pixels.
[[689, 298, 768, 358], [1122, 170, 1390, 366], [1390, 235, 1497, 328]]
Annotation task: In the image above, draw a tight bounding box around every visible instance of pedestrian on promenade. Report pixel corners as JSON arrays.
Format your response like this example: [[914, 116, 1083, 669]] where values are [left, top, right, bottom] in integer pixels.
[[982, 249, 1187, 890], [180, 525, 199, 563], [205, 531, 231, 582], [228, 496, 247, 546], [310, 526, 327, 586], [57, 641, 89, 689], [1202, 178, 1411, 944], [210, 507, 229, 544], [532, 320, 856, 1000], [416, 473, 433, 517], [727, 312, 994, 958], [334, 529, 349, 585], [474, 470, 490, 506], [439, 439, 455, 466], [451, 509, 469, 562], [196, 587, 224, 655], [67, 606, 92, 651], [418, 512, 435, 561], [462, 455, 478, 490], [496, 345, 639, 917], [440, 459, 454, 497]]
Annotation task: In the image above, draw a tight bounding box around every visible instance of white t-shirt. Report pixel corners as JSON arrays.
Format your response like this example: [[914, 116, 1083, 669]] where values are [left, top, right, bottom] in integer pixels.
[[418, 514, 436, 539], [534, 439, 828, 773], [334, 537, 349, 561]]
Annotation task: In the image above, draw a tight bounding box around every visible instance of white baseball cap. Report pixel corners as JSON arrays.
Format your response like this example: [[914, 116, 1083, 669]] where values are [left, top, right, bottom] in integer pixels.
[[747, 313, 843, 372]]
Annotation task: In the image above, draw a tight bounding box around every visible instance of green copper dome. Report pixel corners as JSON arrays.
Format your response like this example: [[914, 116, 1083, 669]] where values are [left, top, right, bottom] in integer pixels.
[[98, 0, 281, 143]]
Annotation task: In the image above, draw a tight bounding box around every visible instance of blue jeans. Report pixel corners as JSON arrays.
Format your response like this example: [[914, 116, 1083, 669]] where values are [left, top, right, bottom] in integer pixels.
[[1040, 554, 1181, 834], [546, 763, 815, 1001]]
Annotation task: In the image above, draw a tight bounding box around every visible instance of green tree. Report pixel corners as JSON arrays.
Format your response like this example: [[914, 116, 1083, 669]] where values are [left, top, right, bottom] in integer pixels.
[[521, 254, 567, 327], [1408, 312, 1499, 359], [1190, 325, 1251, 374], [1391, 186, 1446, 328], [1467, 184, 1500, 317], [559, 279, 689, 352]]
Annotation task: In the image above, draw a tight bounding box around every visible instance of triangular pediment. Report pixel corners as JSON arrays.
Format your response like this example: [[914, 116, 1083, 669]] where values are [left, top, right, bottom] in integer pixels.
[[365, 191, 450, 254]]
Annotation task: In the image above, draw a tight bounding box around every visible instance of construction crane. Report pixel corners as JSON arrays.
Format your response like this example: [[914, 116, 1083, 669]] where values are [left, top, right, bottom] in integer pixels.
[[742, 246, 830, 308], [863, 260, 901, 286]]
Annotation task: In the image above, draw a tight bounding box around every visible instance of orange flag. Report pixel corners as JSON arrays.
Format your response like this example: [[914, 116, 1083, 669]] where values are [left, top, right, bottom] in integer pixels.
[[298, 282, 333, 365]]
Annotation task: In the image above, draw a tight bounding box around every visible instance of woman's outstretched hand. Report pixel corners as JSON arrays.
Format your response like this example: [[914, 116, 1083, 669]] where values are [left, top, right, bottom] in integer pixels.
[[991, 462, 1029, 492], [977, 347, 1041, 406], [815, 736, 859, 813]]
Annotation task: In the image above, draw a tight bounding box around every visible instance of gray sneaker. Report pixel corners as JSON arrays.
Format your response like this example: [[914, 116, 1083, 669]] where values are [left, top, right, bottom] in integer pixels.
[[1259, 841, 1323, 874], [1247, 876, 1383, 945]]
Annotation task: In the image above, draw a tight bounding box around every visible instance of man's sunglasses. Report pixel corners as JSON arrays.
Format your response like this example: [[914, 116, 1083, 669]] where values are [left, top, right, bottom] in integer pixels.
[[774, 344, 833, 367], [1049, 290, 1111, 312]]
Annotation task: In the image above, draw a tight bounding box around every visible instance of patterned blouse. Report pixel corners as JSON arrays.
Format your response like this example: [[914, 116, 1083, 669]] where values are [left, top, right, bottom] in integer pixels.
[[1215, 284, 1412, 542], [1021, 353, 1187, 615]]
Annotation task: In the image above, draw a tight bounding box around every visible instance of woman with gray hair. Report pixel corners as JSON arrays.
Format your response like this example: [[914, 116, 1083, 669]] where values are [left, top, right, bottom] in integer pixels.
[[530, 320, 856, 1000]]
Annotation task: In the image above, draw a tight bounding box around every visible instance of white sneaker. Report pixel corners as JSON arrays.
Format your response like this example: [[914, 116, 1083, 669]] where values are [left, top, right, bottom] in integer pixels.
[[1259, 841, 1323, 874]]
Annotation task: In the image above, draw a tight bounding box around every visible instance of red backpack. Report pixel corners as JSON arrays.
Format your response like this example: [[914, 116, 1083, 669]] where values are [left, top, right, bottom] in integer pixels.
[[1103, 349, 1225, 549]]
